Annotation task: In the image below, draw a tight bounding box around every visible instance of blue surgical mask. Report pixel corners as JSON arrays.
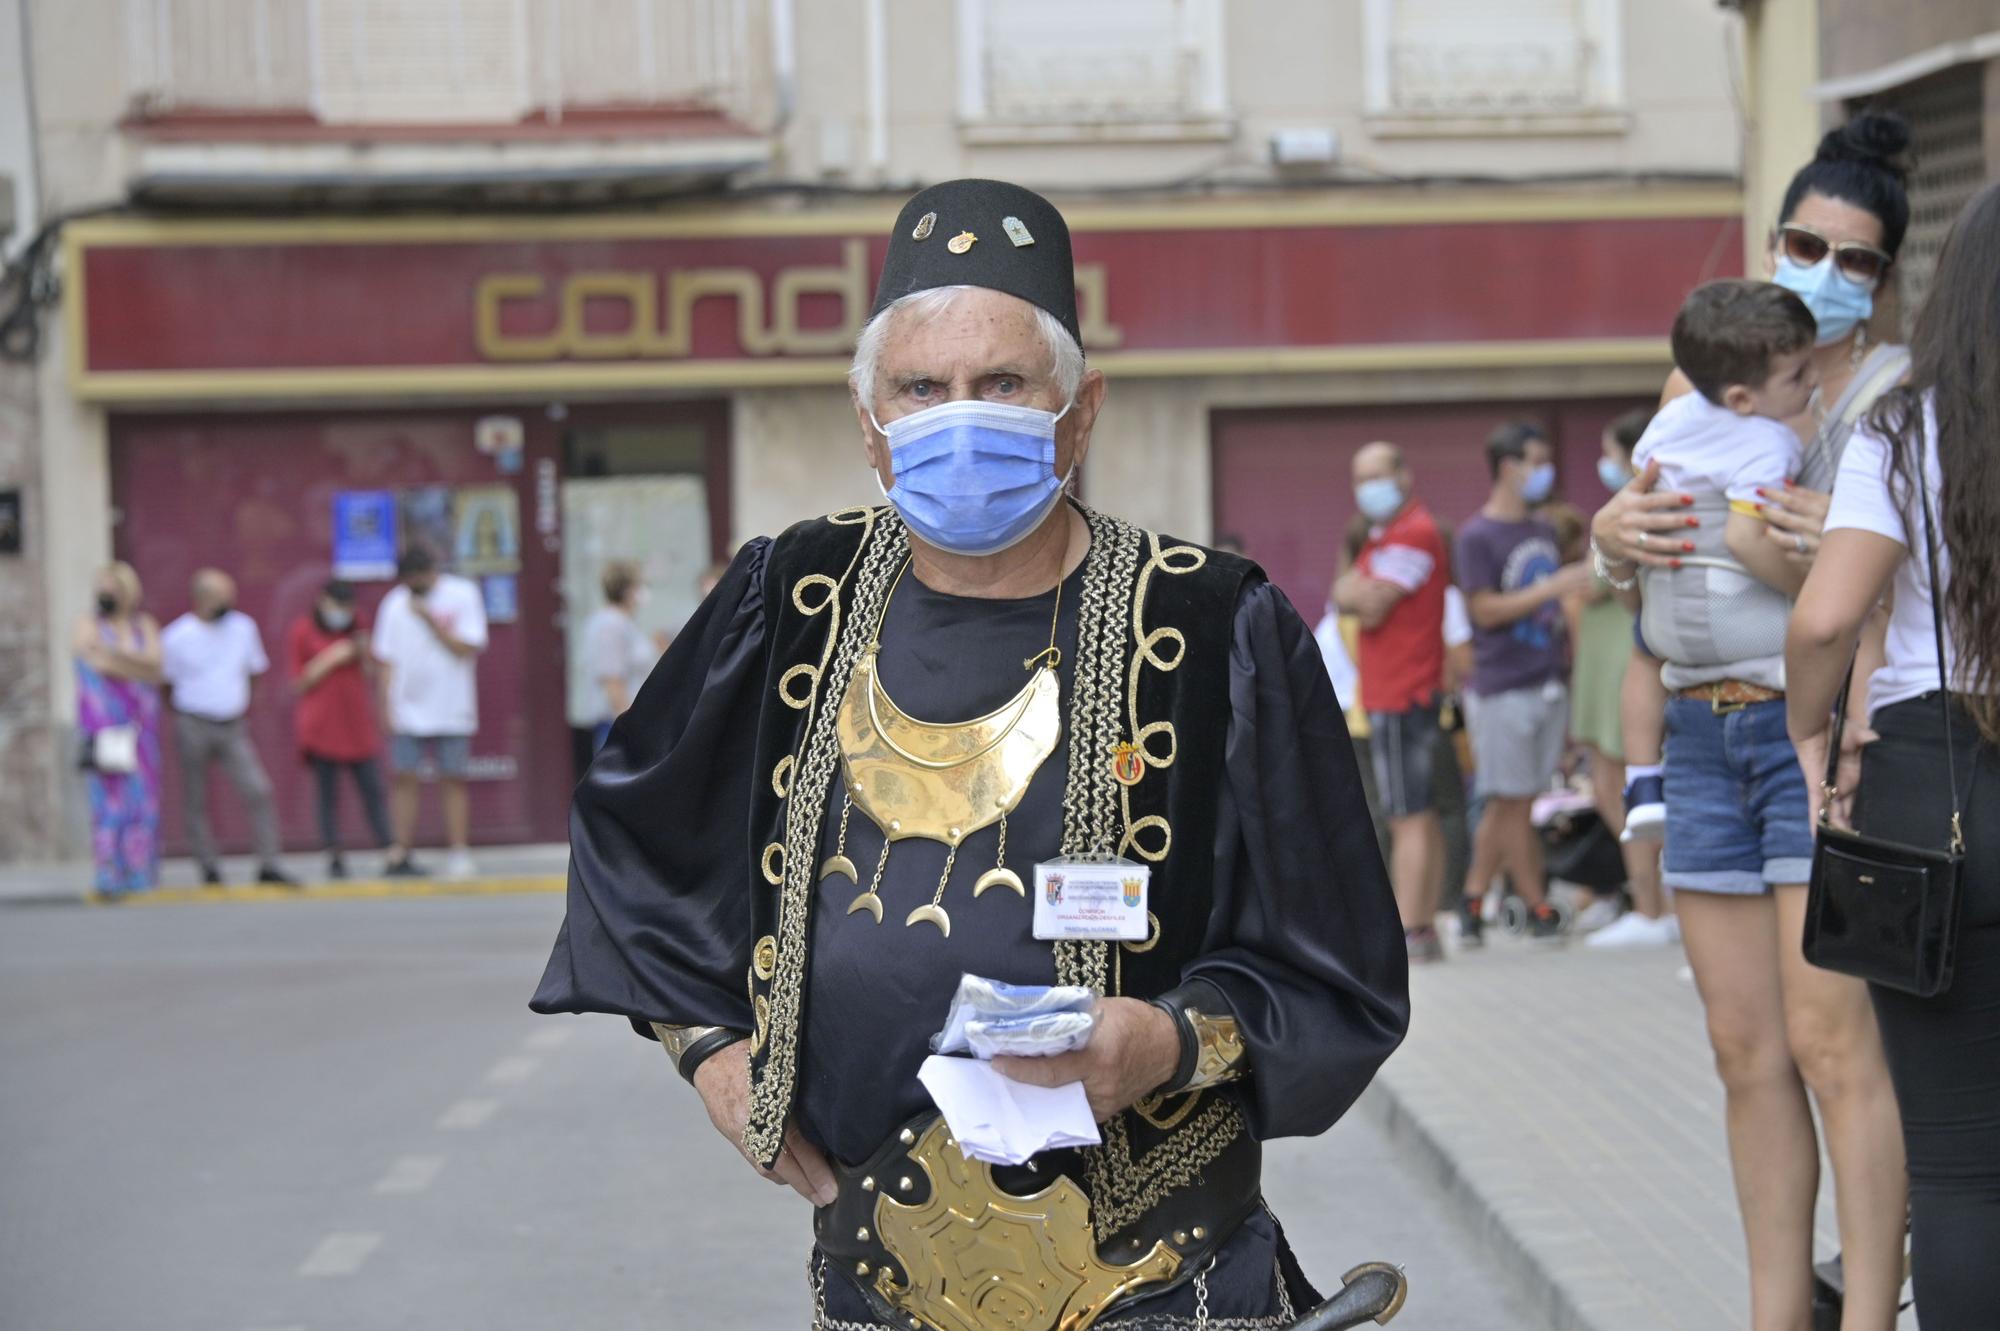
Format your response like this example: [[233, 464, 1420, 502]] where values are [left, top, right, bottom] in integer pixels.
[[872, 399, 1074, 556], [1773, 253, 1874, 346], [1597, 457, 1631, 492], [1519, 462, 1557, 505], [1355, 478, 1405, 523]]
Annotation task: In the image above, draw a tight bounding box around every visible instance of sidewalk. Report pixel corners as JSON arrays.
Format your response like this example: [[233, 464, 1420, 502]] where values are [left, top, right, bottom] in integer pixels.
[[1358, 934, 1917, 1331], [0, 843, 569, 906]]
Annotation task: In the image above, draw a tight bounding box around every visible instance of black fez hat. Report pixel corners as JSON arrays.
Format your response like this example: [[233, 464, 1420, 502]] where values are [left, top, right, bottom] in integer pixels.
[[871, 179, 1080, 349]]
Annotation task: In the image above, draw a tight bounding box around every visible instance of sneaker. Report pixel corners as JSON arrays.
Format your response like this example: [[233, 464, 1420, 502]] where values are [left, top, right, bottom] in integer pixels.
[[256, 864, 302, 888], [443, 850, 477, 882], [383, 856, 429, 879], [1622, 774, 1666, 843], [1456, 897, 1485, 949], [1574, 896, 1623, 934], [327, 854, 349, 881], [1405, 926, 1445, 964], [1525, 903, 1568, 942], [200, 863, 225, 887], [1586, 911, 1682, 949]]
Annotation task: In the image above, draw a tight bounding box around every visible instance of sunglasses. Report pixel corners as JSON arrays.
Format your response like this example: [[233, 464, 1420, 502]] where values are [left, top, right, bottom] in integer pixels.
[[1777, 224, 1892, 288]]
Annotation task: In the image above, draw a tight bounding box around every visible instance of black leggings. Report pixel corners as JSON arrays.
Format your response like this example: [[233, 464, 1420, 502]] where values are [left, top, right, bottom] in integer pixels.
[[1853, 695, 2000, 1330], [309, 756, 392, 853]]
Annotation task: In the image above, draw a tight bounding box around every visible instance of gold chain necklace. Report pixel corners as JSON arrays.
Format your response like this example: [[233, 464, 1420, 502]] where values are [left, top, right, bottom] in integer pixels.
[[823, 557, 1065, 936]]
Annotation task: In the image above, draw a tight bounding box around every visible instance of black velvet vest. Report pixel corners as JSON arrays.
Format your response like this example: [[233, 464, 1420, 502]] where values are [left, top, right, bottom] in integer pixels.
[[736, 504, 1258, 1239]]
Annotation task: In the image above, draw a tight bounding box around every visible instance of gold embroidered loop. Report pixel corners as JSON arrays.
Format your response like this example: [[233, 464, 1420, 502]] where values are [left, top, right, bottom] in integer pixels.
[[749, 993, 771, 1055], [779, 663, 821, 709], [1136, 626, 1186, 673], [1121, 910, 1163, 954], [792, 573, 840, 617], [1133, 1088, 1201, 1132], [1134, 721, 1177, 769], [828, 505, 877, 527], [761, 842, 786, 885], [1120, 815, 1172, 863], [772, 755, 795, 798], [753, 934, 778, 981], [1154, 544, 1207, 576]]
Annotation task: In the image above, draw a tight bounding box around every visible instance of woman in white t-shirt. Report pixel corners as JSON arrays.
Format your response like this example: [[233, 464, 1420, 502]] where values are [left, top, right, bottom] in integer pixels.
[[1787, 182, 2000, 1331]]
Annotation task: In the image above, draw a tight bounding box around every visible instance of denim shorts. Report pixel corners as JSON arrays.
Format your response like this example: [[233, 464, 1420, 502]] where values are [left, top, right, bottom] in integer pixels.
[[1661, 697, 1813, 893], [1367, 701, 1444, 818], [389, 733, 472, 778]]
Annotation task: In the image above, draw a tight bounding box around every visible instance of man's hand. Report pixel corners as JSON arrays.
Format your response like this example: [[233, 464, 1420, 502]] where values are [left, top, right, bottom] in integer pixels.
[[990, 998, 1183, 1123], [690, 1040, 837, 1206], [1546, 562, 1596, 600]]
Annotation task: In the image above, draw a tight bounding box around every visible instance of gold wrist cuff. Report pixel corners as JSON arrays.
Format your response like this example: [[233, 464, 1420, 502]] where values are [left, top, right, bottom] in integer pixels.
[[1182, 1009, 1247, 1090], [651, 1022, 730, 1068]]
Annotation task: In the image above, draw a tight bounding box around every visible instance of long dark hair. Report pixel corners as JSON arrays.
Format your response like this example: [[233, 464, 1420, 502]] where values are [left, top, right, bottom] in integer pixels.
[[1869, 182, 2000, 743], [1780, 110, 1912, 256]]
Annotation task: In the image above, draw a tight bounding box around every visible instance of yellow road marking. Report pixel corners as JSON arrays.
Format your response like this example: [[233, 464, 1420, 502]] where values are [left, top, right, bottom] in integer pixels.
[[88, 875, 564, 907]]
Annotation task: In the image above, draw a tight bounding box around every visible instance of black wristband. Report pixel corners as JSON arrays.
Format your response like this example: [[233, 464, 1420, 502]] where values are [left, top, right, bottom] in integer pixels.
[[1147, 978, 1232, 1094], [677, 1029, 749, 1086], [1148, 997, 1200, 1093]]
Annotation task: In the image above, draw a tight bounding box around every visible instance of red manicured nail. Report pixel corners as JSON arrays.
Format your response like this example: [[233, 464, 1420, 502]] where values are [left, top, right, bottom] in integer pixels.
[[1685, 516, 1699, 527], [1754, 503, 1765, 515], [1782, 479, 1795, 489], [1680, 495, 1695, 506], [1756, 488, 1769, 499], [1670, 558, 1684, 569], [1682, 541, 1695, 553]]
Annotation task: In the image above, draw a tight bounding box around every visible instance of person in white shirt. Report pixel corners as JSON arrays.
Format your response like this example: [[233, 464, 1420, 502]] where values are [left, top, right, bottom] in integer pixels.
[[372, 546, 488, 880], [160, 569, 296, 887], [579, 560, 664, 752]]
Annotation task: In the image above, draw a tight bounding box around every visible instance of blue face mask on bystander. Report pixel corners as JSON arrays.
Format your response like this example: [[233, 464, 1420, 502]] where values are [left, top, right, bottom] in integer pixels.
[[1355, 478, 1405, 523], [1519, 462, 1557, 505], [1597, 457, 1631, 492], [872, 398, 1075, 557], [1773, 253, 1874, 346]]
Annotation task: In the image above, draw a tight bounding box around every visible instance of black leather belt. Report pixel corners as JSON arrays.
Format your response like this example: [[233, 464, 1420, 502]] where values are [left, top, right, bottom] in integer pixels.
[[814, 1109, 1261, 1331]]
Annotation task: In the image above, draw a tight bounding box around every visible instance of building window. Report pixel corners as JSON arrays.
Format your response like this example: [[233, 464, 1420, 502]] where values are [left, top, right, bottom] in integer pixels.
[[955, 0, 1229, 140], [1872, 65, 1986, 340], [1362, 0, 1627, 135]]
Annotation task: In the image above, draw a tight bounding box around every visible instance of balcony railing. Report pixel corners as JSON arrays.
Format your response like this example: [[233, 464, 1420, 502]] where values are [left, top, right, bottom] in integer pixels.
[[123, 0, 773, 127]]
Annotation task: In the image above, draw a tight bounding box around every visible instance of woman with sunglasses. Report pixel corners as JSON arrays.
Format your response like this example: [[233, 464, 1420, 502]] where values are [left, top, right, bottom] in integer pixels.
[[1591, 110, 1913, 1331], [1788, 181, 2000, 1331]]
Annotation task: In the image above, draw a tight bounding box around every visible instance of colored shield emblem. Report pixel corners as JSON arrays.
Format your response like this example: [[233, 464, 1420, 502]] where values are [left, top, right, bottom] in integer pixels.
[[1122, 878, 1143, 909]]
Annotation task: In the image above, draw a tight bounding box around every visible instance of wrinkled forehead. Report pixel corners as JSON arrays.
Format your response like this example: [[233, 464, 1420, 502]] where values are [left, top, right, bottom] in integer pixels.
[[875, 288, 1055, 378]]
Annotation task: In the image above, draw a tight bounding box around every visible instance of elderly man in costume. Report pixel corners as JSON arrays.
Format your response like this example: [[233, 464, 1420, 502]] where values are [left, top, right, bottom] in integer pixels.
[[532, 180, 1409, 1331]]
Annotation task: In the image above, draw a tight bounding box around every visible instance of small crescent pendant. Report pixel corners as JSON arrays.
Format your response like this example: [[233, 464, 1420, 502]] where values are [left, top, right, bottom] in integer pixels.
[[904, 903, 952, 936], [819, 854, 859, 885], [972, 866, 1026, 899], [846, 890, 884, 924]]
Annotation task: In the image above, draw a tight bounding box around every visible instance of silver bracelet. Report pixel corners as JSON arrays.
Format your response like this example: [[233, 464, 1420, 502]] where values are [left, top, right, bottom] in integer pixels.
[[1590, 539, 1639, 591]]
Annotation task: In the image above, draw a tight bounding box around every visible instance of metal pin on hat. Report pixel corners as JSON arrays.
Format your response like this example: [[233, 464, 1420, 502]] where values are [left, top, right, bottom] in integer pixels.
[[1003, 217, 1034, 247], [912, 212, 936, 241], [947, 231, 977, 254]]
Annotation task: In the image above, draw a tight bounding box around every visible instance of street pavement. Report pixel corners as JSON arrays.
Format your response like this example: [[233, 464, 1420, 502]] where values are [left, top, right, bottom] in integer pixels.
[[1, 891, 1532, 1331]]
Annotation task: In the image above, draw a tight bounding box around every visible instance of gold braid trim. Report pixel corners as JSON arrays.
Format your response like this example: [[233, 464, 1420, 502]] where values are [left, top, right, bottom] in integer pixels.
[[745, 506, 908, 1166], [1087, 1099, 1247, 1236]]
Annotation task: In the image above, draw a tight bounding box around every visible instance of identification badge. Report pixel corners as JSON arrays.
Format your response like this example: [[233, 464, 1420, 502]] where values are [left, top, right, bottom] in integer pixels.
[[1033, 855, 1150, 942]]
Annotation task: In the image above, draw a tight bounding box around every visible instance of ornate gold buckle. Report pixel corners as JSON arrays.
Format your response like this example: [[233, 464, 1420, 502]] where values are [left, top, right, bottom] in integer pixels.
[[871, 1119, 1181, 1331]]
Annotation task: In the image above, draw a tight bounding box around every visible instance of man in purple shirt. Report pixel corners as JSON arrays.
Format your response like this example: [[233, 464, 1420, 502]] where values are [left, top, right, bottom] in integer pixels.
[[1453, 422, 1591, 944]]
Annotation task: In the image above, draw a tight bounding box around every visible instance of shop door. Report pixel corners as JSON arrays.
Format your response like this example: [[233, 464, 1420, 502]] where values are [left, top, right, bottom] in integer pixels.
[[1210, 399, 1650, 621], [557, 402, 731, 781]]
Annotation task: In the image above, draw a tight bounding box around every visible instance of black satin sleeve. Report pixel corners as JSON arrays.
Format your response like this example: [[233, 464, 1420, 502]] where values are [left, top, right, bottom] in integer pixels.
[[529, 537, 772, 1037], [1185, 580, 1410, 1139]]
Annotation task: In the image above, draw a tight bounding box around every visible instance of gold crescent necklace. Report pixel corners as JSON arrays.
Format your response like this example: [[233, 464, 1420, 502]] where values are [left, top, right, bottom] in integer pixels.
[[824, 557, 1065, 936]]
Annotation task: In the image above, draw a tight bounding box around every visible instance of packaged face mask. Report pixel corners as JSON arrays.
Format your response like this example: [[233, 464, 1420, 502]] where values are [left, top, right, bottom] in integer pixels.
[[933, 973, 1097, 1058], [964, 1010, 1099, 1059]]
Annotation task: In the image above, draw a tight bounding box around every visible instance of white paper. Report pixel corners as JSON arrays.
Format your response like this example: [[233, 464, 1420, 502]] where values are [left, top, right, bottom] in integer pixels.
[[916, 1055, 1101, 1166]]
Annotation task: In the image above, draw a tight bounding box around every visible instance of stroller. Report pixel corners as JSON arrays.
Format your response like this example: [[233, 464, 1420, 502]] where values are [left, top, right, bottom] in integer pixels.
[[1486, 787, 1627, 935]]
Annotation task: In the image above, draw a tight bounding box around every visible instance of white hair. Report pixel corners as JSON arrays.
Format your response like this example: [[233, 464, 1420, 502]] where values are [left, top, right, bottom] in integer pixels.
[[848, 285, 1085, 414]]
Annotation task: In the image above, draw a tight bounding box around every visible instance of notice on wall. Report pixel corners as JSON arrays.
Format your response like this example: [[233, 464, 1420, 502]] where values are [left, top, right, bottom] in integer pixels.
[[398, 487, 455, 568], [481, 573, 519, 625], [331, 491, 398, 581], [454, 485, 521, 575]]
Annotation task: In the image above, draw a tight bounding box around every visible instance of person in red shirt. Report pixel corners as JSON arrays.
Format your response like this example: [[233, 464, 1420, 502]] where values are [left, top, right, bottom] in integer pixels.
[[287, 580, 391, 879], [1332, 442, 1454, 961]]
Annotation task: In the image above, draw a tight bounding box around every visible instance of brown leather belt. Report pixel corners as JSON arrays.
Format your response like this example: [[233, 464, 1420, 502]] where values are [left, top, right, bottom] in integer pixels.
[[1674, 679, 1784, 713]]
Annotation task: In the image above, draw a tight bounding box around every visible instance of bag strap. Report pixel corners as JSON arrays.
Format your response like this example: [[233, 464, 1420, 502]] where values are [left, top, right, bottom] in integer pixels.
[[1914, 465, 1966, 854]]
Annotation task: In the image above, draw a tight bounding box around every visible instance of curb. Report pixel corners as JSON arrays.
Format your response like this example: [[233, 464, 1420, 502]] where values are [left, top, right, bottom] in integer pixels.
[[0, 875, 565, 908], [1355, 1075, 1600, 1331]]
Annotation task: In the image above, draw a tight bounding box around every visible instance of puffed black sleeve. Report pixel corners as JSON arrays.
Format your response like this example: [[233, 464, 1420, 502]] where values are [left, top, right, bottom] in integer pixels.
[[1183, 580, 1409, 1139], [530, 537, 772, 1035]]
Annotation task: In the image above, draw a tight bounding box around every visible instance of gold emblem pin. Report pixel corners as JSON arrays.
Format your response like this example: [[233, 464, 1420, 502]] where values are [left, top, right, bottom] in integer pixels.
[[1003, 216, 1034, 247], [912, 212, 936, 241], [1111, 742, 1145, 786], [947, 230, 977, 254]]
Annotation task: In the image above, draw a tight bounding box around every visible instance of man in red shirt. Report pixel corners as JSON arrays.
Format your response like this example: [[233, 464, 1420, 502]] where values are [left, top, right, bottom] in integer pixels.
[[1333, 442, 1452, 961], [287, 580, 391, 879]]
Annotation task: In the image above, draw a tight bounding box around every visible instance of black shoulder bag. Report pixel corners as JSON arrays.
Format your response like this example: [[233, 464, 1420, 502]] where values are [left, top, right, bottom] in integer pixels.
[[1802, 478, 1965, 997]]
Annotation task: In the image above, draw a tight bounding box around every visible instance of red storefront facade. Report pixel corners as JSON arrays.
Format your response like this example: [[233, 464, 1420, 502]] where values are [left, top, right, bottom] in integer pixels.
[[65, 192, 1741, 855]]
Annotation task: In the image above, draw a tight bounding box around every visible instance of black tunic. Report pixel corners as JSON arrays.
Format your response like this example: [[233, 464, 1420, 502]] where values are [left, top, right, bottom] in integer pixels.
[[531, 529, 1408, 1320]]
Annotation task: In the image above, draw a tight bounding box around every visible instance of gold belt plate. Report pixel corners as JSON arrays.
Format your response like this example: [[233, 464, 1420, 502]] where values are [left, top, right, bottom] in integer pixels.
[[872, 1120, 1181, 1331]]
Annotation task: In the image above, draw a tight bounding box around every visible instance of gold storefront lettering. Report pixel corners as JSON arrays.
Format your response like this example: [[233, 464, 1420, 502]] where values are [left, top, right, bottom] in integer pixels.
[[475, 241, 1123, 362]]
